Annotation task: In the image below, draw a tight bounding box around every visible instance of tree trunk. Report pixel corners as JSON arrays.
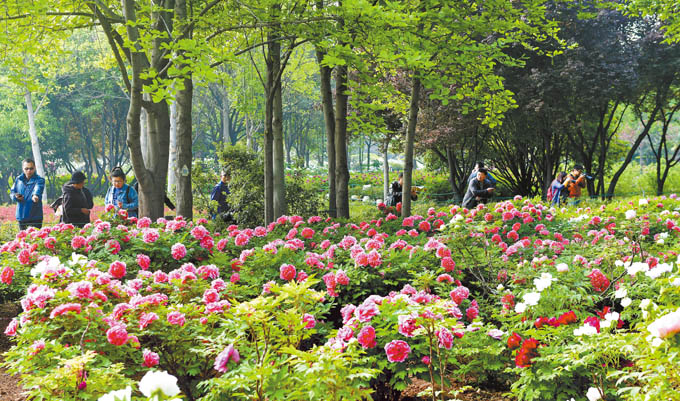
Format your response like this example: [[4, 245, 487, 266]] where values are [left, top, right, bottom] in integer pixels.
[[272, 46, 286, 218], [334, 64, 350, 218], [122, 0, 170, 220], [24, 88, 47, 202], [168, 100, 178, 194], [175, 0, 193, 220], [383, 138, 390, 201], [263, 35, 275, 223], [402, 76, 421, 217], [316, 48, 336, 217], [606, 105, 661, 197]]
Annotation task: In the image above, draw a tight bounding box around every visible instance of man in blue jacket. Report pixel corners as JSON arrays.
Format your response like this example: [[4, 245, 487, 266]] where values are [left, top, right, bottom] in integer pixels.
[[11, 158, 45, 230], [210, 170, 232, 221]]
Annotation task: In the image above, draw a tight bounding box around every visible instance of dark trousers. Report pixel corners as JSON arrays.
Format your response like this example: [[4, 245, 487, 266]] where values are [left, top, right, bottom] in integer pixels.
[[19, 220, 43, 231]]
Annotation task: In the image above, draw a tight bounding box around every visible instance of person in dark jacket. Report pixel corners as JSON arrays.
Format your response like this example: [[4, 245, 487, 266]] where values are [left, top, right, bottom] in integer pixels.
[[462, 168, 495, 209], [11, 158, 45, 230], [61, 171, 93, 227], [210, 170, 232, 220], [389, 172, 418, 206], [468, 161, 497, 187]]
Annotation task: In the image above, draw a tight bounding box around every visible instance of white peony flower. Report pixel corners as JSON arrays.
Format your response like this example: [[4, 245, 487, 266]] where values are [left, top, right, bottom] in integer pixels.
[[621, 297, 632, 308], [625, 209, 636, 220], [534, 273, 556, 292], [98, 387, 131, 401], [574, 325, 598, 336], [515, 302, 527, 313], [626, 262, 649, 276], [638, 198, 648, 206], [31, 256, 63, 277], [586, 387, 602, 401], [556, 263, 569, 273], [646, 263, 673, 279], [139, 370, 181, 398], [614, 287, 627, 299], [523, 292, 541, 306]]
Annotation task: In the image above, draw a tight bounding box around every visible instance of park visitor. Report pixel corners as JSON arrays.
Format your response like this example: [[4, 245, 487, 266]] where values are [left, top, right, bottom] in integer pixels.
[[468, 161, 497, 187], [388, 172, 418, 207], [105, 167, 139, 218], [565, 164, 587, 206], [11, 158, 45, 230], [462, 168, 495, 209], [547, 172, 569, 206], [210, 170, 233, 222], [61, 171, 93, 227]]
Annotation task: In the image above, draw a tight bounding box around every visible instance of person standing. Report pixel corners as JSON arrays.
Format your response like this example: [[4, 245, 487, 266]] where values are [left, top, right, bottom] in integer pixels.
[[462, 168, 495, 209], [210, 170, 231, 220], [11, 158, 45, 230], [565, 164, 587, 206], [61, 171, 93, 227], [105, 167, 139, 218], [548, 172, 569, 206]]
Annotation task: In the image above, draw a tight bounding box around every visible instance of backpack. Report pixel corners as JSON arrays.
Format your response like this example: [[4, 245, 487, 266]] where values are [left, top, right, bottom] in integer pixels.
[[124, 185, 139, 215], [546, 186, 554, 203]]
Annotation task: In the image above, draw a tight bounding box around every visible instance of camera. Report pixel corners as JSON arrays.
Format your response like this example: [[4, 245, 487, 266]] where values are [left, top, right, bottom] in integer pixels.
[[583, 172, 594, 180]]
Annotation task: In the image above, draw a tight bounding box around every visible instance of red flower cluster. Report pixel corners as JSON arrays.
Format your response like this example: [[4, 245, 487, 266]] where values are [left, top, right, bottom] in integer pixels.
[[587, 269, 610, 292], [508, 334, 540, 368], [533, 311, 578, 329]]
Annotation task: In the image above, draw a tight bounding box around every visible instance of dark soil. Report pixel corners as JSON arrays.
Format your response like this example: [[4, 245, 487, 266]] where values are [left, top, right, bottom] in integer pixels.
[[400, 378, 513, 401], [0, 302, 25, 401]]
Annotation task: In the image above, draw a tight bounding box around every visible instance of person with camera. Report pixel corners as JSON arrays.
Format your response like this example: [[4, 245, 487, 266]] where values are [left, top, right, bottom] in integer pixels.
[[11, 158, 45, 230], [210, 170, 233, 222], [462, 168, 495, 209], [565, 164, 587, 206], [388, 172, 418, 207], [61, 171, 94, 227]]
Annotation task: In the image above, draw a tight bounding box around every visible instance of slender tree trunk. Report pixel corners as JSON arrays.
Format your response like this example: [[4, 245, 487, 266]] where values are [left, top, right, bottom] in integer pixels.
[[264, 36, 275, 223], [402, 76, 421, 217], [383, 138, 390, 201], [316, 49, 336, 217], [168, 100, 178, 194], [334, 64, 350, 218], [606, 106, 661, 197], [273, 49, 286, 217], [24, 88, 47, 202]]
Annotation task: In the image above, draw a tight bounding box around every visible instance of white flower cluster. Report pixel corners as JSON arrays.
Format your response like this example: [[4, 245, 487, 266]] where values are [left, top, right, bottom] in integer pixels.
[[99, 370, 181, 401], [533, 273, 556, 292], [568, 214, 590, 223], [515, 291, 541, 313], [625, 209, 637, 220]]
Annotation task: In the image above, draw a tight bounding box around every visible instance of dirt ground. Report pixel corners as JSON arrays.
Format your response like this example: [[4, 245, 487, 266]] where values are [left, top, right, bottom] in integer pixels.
[[400, 378, 513, 401], [0, 302, 25, 401]]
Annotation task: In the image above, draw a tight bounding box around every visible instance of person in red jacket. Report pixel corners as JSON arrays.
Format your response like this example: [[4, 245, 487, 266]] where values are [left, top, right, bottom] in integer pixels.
[[565, 164, 587, 205]]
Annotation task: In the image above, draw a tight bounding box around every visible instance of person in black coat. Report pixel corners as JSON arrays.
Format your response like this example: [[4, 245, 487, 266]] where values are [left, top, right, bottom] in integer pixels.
[[462, 168, 495, 209], [61, 171, 93, 227], [210, 170, 232, 221], [389, 172, 418, 206]]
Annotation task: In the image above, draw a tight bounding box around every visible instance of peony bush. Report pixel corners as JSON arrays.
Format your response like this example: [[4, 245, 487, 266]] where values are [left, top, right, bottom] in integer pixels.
[[1, 195, 680, 400]]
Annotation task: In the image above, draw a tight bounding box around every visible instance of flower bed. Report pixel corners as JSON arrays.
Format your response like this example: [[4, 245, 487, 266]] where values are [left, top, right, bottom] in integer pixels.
[[1, 197, 680, 400]]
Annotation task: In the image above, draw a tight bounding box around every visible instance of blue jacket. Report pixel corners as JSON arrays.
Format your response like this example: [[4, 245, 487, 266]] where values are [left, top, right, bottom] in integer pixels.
[[210, 181, 230, 214], [105, 184, 139, 217], [468, 170, 497, 187], [10, 173, 45, 222], [549, 179, 565, 205]]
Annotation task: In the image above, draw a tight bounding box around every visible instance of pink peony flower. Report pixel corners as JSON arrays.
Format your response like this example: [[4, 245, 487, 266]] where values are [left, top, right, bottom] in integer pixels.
[[137, 254, 151, 270], [234, 233, 249, 247], [214, 344, 240, 373], [384, 340, 411, 363], [647, 309, 680, 339], [441, 257, 456, 272], [142, 349, 160, 368], [356, 302, 380, 322], [279, 264, 297, 281], [167, 311, 186, 326], [109, 261, 127, 279], [49, 303, 82, 319], [450, 286, 470, 305], [17, 249, 31, 265], [357, 325, 376, 348], [302, 313, 316, 329], [171, 243, 187, 260], [335, 270, 350, 286], [142, 228, 160, 243], [437, 327, 455, 349], [139, 312, 159, 329], [1, 266, 14, 285], [106, 325, 128, 346], [4, 318, 18, 336], [71, 236, 86, 249]]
